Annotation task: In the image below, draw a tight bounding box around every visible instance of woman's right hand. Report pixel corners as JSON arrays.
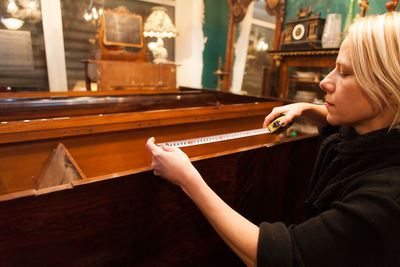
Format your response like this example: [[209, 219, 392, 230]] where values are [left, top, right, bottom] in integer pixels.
[[263, 103, 307, 128], [263, 102, 328, 129]]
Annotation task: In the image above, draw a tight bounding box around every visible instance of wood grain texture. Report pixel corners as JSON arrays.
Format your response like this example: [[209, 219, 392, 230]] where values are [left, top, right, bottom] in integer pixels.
[[93, 61, 176, 90], [0, 89, 320, 265], [0, 135, 321, 266], [0, 89, 281, 194]]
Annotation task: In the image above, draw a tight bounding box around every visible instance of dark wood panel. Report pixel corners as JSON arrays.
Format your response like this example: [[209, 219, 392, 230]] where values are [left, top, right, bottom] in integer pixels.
[[0, 89, 317, 265], [0, 135, 321, 266], [235, 135, 321, 225]]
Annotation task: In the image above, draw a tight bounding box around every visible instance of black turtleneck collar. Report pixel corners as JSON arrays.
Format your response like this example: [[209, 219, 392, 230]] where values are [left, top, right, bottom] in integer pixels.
[[305, 126, 400, 218], [336, 127, 400, 154]]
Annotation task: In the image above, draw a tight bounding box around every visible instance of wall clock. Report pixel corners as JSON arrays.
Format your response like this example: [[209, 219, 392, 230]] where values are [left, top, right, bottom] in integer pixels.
[[292, 23, 305, 40], [281, 7, 325, 50]]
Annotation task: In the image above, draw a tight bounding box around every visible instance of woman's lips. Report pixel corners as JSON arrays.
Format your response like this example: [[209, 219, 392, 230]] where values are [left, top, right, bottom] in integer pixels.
[[325, 101, 334, 108]]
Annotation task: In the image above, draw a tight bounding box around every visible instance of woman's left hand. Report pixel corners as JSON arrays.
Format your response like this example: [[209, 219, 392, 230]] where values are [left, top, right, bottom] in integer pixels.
[[145, 137, 202, 188]]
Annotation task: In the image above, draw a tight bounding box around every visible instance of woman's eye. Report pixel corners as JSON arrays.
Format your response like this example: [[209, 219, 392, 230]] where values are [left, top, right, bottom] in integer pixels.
[[339, 73, 349, 77]]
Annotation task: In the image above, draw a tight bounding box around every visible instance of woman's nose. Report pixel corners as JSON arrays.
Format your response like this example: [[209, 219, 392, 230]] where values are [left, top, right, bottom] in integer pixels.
[[319, 69, 336, 93]]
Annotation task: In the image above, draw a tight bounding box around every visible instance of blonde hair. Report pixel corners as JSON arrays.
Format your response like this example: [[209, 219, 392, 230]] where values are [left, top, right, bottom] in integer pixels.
[[347, 12, 400, 130]]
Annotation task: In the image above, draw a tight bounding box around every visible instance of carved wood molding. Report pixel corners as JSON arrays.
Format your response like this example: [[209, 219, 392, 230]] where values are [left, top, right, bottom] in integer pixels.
[[357, 0, 370, 17], [386, 0, 399, 11], [268, 49, 339, 57], [228, 0, 254, 22], [265, 0, 286, 51], [268, 49, 339, 67], [261, 0, 286, 96], [265, 0, 284, 16]]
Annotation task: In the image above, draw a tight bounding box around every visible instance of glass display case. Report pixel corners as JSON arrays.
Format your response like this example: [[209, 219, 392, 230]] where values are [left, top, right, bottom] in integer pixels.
[[267, 48, 339, 137], [287, 65, 332, 103], [268, 48, 339, 103]]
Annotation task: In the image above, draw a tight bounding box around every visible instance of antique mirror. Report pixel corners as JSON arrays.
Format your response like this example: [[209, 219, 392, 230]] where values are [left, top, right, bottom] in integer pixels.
[[236, 0, 284, 96]]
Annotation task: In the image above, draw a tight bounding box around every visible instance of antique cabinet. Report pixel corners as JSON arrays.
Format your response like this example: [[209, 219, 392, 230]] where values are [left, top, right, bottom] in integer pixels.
[[268, 48, 338, 102], [85, 60, 176, 90]]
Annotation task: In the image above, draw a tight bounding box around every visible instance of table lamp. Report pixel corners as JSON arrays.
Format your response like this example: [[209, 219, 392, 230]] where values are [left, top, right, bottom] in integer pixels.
[[143, 7, 177, 63]]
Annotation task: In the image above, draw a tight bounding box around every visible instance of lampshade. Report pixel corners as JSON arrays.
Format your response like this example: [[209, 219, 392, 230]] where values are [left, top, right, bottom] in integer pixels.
[[6, 0, 41, 24], [143, 7, 177, 39], [1, 17, 24, 30]]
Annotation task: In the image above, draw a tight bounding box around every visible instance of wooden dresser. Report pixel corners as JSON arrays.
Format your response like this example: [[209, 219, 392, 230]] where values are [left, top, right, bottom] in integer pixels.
[[85, 60, 176, 90]]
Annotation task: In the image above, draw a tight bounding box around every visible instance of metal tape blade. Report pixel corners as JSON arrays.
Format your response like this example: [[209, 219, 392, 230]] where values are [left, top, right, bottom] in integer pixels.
[[157, 128, 271, 148]]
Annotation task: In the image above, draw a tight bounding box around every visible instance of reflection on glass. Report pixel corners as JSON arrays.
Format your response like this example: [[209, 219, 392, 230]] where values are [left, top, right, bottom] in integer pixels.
[[0, 0, 47, 92], [241, 24, 274, 96], [61, 0, 175, 91], [288, 66, 332, 103], [241, 0, 275, 97]]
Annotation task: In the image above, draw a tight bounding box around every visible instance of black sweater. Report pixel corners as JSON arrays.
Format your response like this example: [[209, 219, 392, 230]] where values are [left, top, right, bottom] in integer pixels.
[[257, 126, 400, 267]]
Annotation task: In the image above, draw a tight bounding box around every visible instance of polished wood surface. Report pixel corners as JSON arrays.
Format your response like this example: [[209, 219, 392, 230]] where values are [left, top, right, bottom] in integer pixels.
[[0, 88, 322, 265], [0, 134, 321, 266], [0, 88, 281, 195], [0, 88, 262, 121], [0, 89, 319, 266]]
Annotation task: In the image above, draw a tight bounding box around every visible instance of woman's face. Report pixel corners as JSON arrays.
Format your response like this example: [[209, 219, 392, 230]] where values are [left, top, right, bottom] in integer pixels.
[[319, 38, 391, 134]]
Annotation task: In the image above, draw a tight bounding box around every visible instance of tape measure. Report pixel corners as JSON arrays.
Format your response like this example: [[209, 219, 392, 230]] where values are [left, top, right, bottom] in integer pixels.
[[157, 116, 288, 148]]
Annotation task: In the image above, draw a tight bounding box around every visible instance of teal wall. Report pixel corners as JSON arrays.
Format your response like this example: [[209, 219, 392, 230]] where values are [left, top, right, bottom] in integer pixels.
[[285, 0, 399, 30], [200, 0, 398, 90], [202, 0, 229, 89]]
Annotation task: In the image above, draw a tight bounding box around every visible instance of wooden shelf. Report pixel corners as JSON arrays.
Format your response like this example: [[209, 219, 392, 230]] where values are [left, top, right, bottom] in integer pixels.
[[268, 48, 339, 57], [267, 51, 337, 99], [288, 78, 320, 84]]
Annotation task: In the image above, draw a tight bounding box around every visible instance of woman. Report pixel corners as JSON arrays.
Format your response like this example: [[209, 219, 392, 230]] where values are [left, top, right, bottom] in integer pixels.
[[146, 12, 400, 267]]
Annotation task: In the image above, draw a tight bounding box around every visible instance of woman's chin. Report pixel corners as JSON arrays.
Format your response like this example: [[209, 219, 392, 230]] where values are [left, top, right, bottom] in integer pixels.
[[326, 115, 342, 126]]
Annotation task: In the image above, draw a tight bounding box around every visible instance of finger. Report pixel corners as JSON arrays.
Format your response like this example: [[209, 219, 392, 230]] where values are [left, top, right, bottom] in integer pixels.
[[263, 112, 282, 128], [162, 144, 178, 152], [279, 114, 295, 126], [146, 137, 155, 146], [146, 137, 159, 153]]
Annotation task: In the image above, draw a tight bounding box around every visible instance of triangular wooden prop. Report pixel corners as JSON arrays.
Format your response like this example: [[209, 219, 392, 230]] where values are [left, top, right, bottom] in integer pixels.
[[35, 143, 86, 190]]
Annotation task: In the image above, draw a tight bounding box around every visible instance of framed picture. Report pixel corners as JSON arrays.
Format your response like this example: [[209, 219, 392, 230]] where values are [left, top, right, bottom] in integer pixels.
[[102, 10, 144, 48]]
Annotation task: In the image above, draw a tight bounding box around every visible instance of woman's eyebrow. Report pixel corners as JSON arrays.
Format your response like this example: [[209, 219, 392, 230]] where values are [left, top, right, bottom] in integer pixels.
[[336, 56, 352, 67]]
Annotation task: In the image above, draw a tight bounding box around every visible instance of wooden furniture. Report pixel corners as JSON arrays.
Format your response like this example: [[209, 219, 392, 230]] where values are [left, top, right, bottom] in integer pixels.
[[0, 88, 281, 194], [0, 88, 321, 265], [281, 13, 325, 50], [268, 48, 338, 100], [83, 7, 179, 91], [102, 10, 144, 48], [85, 60, 176, 90], [97, 7, 148, 62], [265, 0, 286, 51]]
